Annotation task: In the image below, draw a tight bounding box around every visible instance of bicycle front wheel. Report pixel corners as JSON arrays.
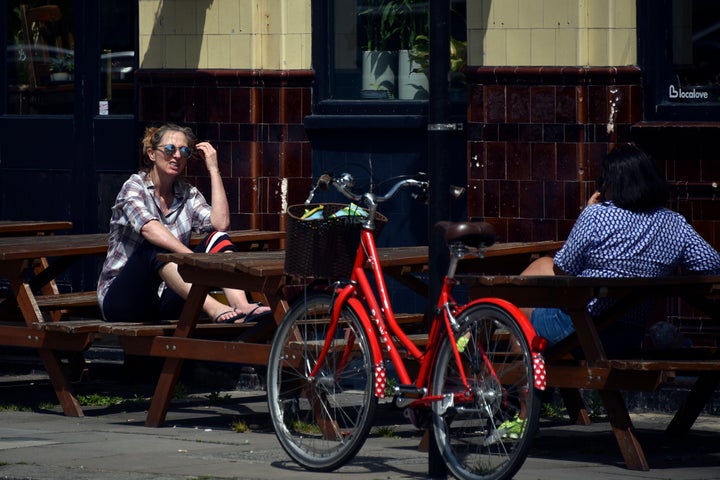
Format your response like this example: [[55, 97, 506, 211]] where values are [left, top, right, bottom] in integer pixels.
[[431, 303, 540, 480], [266, 292, 378, 472]]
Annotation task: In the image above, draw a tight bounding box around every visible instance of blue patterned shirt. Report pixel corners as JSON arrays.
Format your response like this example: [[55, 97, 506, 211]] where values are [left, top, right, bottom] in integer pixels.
[[97, 172, 212, 308], [555, 201, 720, 315]]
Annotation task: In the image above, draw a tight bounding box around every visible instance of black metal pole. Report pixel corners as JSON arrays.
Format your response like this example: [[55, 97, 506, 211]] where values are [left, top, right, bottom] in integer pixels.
[[426, 0, 450, 477]]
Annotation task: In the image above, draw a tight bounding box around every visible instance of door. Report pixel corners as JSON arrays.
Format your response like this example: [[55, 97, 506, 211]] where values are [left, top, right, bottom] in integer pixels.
[[0, 0, 137, 234]]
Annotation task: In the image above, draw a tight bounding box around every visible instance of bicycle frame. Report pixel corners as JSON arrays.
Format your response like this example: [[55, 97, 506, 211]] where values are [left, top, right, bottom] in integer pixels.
[[308, 224, 548, 407]]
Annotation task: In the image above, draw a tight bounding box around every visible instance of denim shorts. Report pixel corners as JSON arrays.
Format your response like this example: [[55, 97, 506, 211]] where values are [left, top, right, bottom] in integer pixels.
[[530, 308, 575, 347]]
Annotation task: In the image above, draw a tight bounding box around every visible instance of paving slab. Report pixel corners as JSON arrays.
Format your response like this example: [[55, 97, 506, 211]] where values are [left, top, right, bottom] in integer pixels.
[[0, 387, 719, 480]]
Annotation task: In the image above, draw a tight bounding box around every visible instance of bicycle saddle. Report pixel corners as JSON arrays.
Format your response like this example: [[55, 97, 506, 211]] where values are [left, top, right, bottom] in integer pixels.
[[434, 221, 496, 248]]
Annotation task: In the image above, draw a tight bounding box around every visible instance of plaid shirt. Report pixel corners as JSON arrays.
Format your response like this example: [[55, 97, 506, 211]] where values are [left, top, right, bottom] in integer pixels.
[[97, 172, 212, 306], [555, 201, 720, 315]]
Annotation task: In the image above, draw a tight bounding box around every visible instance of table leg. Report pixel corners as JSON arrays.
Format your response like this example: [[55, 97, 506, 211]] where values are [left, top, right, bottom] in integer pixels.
[[559, 388, 591, 425], [38, 348, 84, 417], [599, 389, 649, 471], [145, 284, 208, 427], [666, 372, 720, 436]]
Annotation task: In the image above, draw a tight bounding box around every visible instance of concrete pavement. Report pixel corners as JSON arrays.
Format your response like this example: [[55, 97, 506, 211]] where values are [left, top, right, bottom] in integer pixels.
[[0, 380, 719, 480]]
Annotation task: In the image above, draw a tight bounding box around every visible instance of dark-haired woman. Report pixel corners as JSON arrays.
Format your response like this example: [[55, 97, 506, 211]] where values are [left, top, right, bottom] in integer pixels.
[[522, 144, 720, 350], [97, 123, 270, 324]]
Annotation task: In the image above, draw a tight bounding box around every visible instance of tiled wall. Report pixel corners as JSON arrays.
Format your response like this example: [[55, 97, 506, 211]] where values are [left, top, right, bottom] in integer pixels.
[[139, 0, 312, 70], [466, 66, 720, 252], [136, 69, 313, 232], [467, 0, 637, 66], [465, 66, 644, 243]]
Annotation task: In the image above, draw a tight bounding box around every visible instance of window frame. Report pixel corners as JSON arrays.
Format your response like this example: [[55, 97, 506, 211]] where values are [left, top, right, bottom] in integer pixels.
[[310, 1, 432, 117], [638, 0, 720, 122]]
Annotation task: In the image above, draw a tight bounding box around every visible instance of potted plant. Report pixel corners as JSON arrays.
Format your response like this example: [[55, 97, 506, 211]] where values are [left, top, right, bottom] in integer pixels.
[[49, 55, 74, 82], [397, 0, 429, 99], [408, 35, 467, 97], [359, 0, 402, 98]]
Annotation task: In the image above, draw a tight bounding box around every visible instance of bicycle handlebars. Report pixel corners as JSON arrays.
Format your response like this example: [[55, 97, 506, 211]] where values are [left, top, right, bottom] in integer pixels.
[[305, 172, 462, 208]]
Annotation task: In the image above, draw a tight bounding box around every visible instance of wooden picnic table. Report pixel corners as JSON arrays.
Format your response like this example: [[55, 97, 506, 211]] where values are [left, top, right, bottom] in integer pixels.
[[0, 229, 286, 417], [144, 240, 563, 427], [0, 220, 73, 236], [466, 274, 720, 471]]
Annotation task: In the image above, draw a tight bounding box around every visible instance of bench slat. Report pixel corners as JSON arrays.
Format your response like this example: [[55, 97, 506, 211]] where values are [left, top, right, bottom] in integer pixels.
[[34, 291, 99, 309]]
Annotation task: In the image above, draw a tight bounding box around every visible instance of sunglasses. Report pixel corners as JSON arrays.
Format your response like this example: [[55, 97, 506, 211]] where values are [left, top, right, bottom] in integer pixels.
[[157, 144, 193, 159]]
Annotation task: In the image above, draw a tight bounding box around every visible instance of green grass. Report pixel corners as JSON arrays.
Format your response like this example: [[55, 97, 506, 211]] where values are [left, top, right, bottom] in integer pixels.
[[76, 393, 126, 407], [205, 391, 232, 404], [0, 403, 32, 412], [374, 425, 399, 438], [292, 419, 321, 435], [230, 419, 249, 433]]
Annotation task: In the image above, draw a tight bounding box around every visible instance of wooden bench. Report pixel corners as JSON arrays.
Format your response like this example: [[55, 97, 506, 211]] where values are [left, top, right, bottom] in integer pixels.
[[467, 273, 720, 471]]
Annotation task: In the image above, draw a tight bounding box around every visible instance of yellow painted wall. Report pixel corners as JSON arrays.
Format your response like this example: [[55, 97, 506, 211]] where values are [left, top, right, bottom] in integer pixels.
[[467, 0, 637, 66], [139, 0, 311, 69]]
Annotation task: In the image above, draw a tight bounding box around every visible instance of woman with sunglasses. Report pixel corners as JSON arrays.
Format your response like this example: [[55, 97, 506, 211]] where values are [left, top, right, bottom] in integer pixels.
[[97, 123, 271, 324], [519, 144, 720, 353]]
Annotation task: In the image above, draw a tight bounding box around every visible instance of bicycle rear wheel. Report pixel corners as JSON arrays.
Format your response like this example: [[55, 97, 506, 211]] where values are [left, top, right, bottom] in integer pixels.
[[431, 303, 540, 480], [266, 292, 377, 471]]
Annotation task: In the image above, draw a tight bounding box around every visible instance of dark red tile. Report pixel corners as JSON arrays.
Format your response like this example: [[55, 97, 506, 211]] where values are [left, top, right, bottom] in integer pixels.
[[232, 142, 257, 177], [610, 86, 630, 124], [485, 217, 508, 243], [556, 86, 577, 123], [507, 86, 530, 123], [281, 142, 303, 177], [530, 86, 556, 123], [519, 181, 543, 218], [507, 218, 532, 242], [564, 181, 582, 220], [184, 87, 209, 123], [485, 86, 506, 123], [164, 87, 185, 123], [468, 142, 486, 180], [260, 142, 281, 177], [518, 124, 543, 142], [532, 219, 557, 241], [557, 143, 579, 181], [587, 85, 608, 124], [507, 143, 531, 180], [531, 143, 556, 181], [483, 180, 500, 217], [485, 142, 506, 179], [262, 87, 281, 124], [499, 180, 519, 217], [280, 88, 304, 124], [207, 88, 230, 123], [230, 88, 252, 123], [466, 180, 484, 219], [468, 84, 484, 123], [498, 124, 519, 142], [545, 181, 565, 219]]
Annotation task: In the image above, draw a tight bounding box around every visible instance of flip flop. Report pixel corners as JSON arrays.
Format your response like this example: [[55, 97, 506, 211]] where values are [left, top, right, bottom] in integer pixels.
[[241, 303, 273, 323], [215, 309, 246, 324]]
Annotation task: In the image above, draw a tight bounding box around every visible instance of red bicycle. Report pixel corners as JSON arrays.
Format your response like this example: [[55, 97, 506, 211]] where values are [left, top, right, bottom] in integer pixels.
[[267, 173, 547, 480]]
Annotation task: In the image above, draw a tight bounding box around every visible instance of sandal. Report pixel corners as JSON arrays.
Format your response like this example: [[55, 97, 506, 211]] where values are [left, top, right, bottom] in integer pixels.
[[215, 309, 246, 324], [240, 302, 273, 323]]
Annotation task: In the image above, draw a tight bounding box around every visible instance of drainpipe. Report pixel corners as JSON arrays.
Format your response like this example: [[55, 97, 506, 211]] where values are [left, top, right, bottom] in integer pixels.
[[426, 0, 450, 477], [427, 0, 451, 304]]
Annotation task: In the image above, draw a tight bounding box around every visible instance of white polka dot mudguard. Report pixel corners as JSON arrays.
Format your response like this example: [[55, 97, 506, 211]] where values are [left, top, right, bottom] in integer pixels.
[[533, 353, 547, 391], [374, 362, 387, 398]]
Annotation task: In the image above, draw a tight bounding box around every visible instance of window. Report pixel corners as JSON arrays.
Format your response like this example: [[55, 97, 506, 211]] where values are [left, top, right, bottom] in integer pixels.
[[313, 0, 466, 114], [5, 0, 75, 114], [639, 0, 720, 121]]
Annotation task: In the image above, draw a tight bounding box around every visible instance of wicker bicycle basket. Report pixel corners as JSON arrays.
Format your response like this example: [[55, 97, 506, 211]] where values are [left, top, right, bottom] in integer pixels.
[[284, 203, 387, 278]]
